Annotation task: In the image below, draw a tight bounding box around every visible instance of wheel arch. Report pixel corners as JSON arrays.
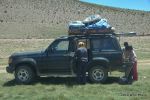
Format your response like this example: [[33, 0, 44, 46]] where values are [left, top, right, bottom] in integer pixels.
[[87, 57, 110, 71], [15, 58, 37, 75]]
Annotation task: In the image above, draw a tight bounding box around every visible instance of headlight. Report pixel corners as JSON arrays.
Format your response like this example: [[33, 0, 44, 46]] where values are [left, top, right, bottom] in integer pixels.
[[8, 57, 12, 64]]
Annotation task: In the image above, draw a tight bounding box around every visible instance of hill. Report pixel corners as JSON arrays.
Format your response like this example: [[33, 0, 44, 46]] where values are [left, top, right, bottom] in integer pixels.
[[0, 0, 150, 39]]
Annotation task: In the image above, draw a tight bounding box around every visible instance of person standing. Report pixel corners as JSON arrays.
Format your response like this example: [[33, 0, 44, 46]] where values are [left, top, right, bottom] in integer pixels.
[[75, 42, 88, 84], [123, 45, 137, 83]]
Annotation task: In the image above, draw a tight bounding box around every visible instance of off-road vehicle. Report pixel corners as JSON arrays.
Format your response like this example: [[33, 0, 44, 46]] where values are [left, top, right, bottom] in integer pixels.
[[6, 33, 123, 84]]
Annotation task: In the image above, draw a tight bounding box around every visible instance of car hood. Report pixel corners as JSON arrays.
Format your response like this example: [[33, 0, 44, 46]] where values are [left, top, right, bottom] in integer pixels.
[[11, 51, 44, 58]]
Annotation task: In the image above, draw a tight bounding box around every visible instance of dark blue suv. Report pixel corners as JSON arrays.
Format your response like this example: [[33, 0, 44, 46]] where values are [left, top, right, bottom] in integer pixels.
[[6, 33, 123, 84]]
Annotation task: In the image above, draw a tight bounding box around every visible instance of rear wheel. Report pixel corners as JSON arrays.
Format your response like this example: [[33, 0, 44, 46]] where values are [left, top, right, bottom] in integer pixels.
[[88, 66, 108, 83], [15, 66, 35, 84]]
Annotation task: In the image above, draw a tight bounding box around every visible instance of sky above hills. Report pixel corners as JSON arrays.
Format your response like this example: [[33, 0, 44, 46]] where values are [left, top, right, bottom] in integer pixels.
[[80, 0, 150, 11]]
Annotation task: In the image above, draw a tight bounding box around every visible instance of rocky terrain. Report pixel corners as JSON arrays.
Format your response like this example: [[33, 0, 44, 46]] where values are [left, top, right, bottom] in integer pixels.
[[0, 0, 150, 38]]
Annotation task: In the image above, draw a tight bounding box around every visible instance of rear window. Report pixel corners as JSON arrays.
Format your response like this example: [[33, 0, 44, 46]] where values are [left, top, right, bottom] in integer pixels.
[[91, 38, 117, 51]]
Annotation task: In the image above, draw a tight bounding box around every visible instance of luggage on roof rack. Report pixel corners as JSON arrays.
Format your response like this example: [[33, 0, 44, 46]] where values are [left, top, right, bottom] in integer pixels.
[[83, 14, 101, 26], [68, 25, 115, 35], [68, 21, 86, 35], [68, 15, 115, 35]]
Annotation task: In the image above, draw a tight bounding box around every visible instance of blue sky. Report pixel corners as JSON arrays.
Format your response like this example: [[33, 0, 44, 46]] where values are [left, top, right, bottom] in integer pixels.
[[80, 0, 150, 11]]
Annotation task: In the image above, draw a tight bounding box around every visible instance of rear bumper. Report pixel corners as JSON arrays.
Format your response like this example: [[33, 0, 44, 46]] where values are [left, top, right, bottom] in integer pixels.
[[6, 66, 14, 73]]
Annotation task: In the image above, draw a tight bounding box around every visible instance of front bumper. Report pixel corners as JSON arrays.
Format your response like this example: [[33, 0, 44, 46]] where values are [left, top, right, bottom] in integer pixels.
[[6, 66, 14, 73]]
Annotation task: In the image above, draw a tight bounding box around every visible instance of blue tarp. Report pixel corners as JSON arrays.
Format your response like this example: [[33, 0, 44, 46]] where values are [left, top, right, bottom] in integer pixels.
[[68, 15, 113, 34], [86, 19, 110, 29]]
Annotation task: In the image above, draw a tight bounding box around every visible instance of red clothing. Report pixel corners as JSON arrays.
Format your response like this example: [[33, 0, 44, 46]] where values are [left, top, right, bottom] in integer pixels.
[[133, 61, 138, 81]]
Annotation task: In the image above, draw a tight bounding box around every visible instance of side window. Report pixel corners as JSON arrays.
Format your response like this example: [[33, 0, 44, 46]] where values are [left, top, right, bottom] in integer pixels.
[[54, 40, 69, 53], [92, 39, 102, 51], [102, 39, 116, 51], [91, 38, 116, 51]]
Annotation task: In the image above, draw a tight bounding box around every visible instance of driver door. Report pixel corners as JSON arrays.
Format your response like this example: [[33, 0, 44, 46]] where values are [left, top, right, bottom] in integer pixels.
[[40, 39, 75, 74]]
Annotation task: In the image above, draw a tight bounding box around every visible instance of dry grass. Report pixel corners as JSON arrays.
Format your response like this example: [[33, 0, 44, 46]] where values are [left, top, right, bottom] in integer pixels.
[[0, 39, 54, 65], [0, 63, 149, 100]]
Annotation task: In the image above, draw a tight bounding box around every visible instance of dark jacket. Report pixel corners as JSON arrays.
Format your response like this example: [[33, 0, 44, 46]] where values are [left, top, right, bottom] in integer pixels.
[[75, 47, 88, 62]]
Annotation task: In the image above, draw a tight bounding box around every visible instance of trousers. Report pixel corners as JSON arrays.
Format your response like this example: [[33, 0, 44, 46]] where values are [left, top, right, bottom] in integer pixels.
[[125, 62, 133, 81], [76, 60, 87, 84]]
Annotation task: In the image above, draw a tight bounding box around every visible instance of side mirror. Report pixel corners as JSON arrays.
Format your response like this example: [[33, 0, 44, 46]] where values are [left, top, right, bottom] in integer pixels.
[[45, 47, 54, 55], [50, 47, 55, 52], [49, 47, 57, 53]]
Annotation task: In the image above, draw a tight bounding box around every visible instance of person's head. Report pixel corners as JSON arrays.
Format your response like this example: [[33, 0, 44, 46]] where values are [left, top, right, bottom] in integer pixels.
[[124, 42, 128, 47], [78, 42, 85, 47]]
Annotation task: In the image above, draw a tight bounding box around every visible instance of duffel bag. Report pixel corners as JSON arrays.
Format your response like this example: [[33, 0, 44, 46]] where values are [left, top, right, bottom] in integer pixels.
[[85, 18, 113, 34], [69, 21, 85, 28], [83, 14, 101, 26], [68, 21, 86, 35]]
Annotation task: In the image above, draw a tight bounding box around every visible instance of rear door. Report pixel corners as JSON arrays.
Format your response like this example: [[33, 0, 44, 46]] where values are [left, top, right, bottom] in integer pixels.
[[91, 37, 122, 69]]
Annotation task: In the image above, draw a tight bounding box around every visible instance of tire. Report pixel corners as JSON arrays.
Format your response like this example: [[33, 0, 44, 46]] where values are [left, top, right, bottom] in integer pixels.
[[88, 66, 108, 83], [15, 66, 35, 84]]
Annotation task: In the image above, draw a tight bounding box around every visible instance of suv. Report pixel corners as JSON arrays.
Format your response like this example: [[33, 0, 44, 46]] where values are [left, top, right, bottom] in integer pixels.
[[6, 33, 123, 84]]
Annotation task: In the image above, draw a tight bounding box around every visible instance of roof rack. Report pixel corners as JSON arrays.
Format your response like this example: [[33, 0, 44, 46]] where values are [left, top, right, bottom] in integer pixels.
[[69, 32, 116, 37], [115, 32, 137, 37], [59, 33, 116, 39]]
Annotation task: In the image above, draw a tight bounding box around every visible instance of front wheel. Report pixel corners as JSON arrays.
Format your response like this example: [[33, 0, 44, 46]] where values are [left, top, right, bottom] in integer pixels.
[[88, 66, 108, 83], [15, 66, 35, 84]]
